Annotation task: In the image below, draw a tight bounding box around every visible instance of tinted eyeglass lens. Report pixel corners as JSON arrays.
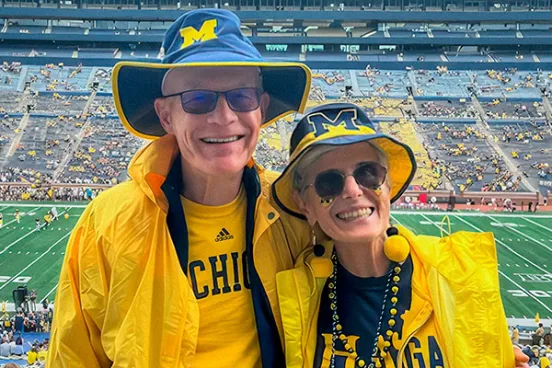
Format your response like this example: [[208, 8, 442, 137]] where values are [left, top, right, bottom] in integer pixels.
[[314, 170, 345, 199], [313, 162, 387, 200], [226, 88, 261, 112], [180, 91, 218, 114], [354, 163, 387, 189]]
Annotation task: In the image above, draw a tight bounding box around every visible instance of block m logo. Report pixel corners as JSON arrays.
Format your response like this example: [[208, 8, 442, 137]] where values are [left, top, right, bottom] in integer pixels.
[[180, 19, 218, 49], [307, 108, 361, 138]]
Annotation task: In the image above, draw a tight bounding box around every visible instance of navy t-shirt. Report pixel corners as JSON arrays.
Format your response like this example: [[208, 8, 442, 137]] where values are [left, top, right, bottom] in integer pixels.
[[314, 256, 413, 368]]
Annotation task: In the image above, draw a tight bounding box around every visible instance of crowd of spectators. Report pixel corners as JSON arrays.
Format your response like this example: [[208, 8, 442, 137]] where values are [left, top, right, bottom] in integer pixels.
[[513, 323, 552, 368], [0, 63, 551, 198], [0, 300, 53, 367], [417, 100, 477, 118]]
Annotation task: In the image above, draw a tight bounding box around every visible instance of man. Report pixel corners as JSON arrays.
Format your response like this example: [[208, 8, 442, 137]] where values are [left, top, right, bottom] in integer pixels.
[[48, 9, 311, 368]]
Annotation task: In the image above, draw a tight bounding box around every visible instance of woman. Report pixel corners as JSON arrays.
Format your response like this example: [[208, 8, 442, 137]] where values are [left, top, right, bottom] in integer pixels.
[[273, 103, 528, 368]]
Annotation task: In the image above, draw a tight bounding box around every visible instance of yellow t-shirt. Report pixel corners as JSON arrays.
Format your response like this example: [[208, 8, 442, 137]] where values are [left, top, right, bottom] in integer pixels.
[[27, 350, 38, 364], [182, 187, 261, 368]]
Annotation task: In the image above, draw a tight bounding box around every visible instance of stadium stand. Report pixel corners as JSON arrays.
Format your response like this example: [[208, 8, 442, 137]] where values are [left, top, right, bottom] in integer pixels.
[[0, 4, 552, 365]]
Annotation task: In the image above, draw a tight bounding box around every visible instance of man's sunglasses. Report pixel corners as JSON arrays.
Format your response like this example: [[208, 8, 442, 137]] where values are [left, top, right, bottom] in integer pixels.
[[164, 87, 264, 115], [304, 162, 387, 201]]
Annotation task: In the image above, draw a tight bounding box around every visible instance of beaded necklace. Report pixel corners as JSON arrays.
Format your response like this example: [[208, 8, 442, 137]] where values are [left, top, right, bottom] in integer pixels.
[[328, 249, 402, 368]]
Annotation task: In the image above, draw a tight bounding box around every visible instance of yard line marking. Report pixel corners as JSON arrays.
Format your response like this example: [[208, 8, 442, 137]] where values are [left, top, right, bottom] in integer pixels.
[[390, 214, 401, 225], [453, 215, 552, 275], [39, 284, 58, 304], [0, 232, 71, 291], [0, 206, 41, 228], [520, 216, 552, 233], [420, 214, 450, 233], [0, 228, 36, 255], [498, 270, 552, 314], [0, 208, 70, 256], [420, 213, 552, 316], [489, 215, 552, 254], [0, 203, 88, 209]]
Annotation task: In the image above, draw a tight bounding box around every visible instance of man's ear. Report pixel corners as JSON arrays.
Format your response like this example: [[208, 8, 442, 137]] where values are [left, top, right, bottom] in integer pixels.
[[259, 92, 270, 122], [292, 190, 316, 227], [154, 98, 174, 134]]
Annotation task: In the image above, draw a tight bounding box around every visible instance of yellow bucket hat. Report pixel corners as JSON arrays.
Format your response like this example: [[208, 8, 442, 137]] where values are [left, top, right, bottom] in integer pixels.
[[273, 103, 417, 219]]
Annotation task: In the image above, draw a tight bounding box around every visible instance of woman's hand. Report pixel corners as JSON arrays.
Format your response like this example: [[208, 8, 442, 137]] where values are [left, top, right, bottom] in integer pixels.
[[513, 345, 529, 368]]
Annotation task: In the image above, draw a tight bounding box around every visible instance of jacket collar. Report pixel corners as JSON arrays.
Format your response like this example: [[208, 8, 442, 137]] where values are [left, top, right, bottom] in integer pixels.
[[127, 134, 180, 213]]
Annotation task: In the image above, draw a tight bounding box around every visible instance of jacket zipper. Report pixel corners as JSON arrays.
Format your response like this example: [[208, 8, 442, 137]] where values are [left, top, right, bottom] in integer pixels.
[[304, 254, 324, 368], [395, 309, 432, 368]]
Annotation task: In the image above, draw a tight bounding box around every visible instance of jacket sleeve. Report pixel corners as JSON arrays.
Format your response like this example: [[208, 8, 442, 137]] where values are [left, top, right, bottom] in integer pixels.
[[47, 204, 112, 368], [402, 226, 515, 368]]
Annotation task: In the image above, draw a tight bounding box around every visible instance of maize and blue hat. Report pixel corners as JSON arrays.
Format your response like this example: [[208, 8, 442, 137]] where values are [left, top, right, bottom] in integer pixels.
[[112, 9, 311, 140], [273, 103, 417, 219]]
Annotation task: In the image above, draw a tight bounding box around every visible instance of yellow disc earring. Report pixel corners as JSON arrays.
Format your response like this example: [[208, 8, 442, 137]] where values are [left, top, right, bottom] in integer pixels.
[[383, 226, 410, 263]]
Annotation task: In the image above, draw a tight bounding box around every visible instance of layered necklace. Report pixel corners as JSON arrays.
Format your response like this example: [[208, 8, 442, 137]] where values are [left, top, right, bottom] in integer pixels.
[[328, 249, 402, 368]]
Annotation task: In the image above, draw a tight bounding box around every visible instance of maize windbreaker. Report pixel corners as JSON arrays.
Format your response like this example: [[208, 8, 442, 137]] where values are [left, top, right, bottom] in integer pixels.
[[277, 225, 515, 368], [47, 134, 310, 368]]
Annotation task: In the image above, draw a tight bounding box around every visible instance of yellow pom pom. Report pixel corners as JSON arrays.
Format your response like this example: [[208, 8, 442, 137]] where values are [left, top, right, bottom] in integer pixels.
[[391, 286, 399, 294], [390, 308, 397, 316], [64, 213, 69, 219], [384, 234, 410, 263], [358, 360, 366, 367], [388, 319, 395, 327]]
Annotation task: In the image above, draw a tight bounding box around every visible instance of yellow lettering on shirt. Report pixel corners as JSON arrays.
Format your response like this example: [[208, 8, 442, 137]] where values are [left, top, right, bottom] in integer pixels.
[[182, 187, 261, 368]]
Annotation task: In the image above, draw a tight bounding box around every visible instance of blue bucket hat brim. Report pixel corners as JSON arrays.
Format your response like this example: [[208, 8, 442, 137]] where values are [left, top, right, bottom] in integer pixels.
[[112, 61, 311, 139], [111, 9, 311, 139]]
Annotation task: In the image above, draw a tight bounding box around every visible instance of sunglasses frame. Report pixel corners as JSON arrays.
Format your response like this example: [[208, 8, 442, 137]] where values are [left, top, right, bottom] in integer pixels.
[[303, 161, 388, 201], [164, 87, 264, 115]]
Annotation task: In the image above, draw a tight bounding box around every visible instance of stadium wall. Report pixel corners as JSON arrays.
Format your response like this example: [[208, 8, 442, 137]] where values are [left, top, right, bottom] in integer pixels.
[[2, 8, 552, 22], [3, 56, 552, 71]]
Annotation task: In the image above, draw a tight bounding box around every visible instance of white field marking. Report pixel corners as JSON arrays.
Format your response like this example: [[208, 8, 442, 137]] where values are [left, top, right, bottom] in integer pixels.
[[422, 214, 552, 315], [1, 230, 36, 255], [499, 270, 552, 314], [522, 217, 552, 233], [0, 231, 71, 291], [453, 215, 552, 275], [420, 213, 453, 233], [0, 209, 69, 255], [0, 206, 41, 228], [390, 214, 401, 225], [39, 284, 58, 304], [488, 215, 552, 254], [397, 211, 552, 219], [0, 203, 88, 209]]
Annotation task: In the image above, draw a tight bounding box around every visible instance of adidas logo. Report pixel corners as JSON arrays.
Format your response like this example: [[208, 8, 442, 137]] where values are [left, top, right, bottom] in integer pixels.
[[215, 228, 234, 242]]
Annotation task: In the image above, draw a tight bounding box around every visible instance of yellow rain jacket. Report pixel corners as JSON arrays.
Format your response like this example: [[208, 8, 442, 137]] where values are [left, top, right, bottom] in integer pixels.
[[277, 225, 515, 368], [48, 134, 310, 368]]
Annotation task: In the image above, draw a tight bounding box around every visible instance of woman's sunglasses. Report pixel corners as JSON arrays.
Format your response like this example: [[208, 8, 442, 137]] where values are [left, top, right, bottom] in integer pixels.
[[304, 162, 387, 201], [164, 87, 264, 115]]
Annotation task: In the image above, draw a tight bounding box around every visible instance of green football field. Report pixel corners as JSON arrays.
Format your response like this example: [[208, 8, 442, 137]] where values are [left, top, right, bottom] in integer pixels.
[[0, 203, 551, 320]]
